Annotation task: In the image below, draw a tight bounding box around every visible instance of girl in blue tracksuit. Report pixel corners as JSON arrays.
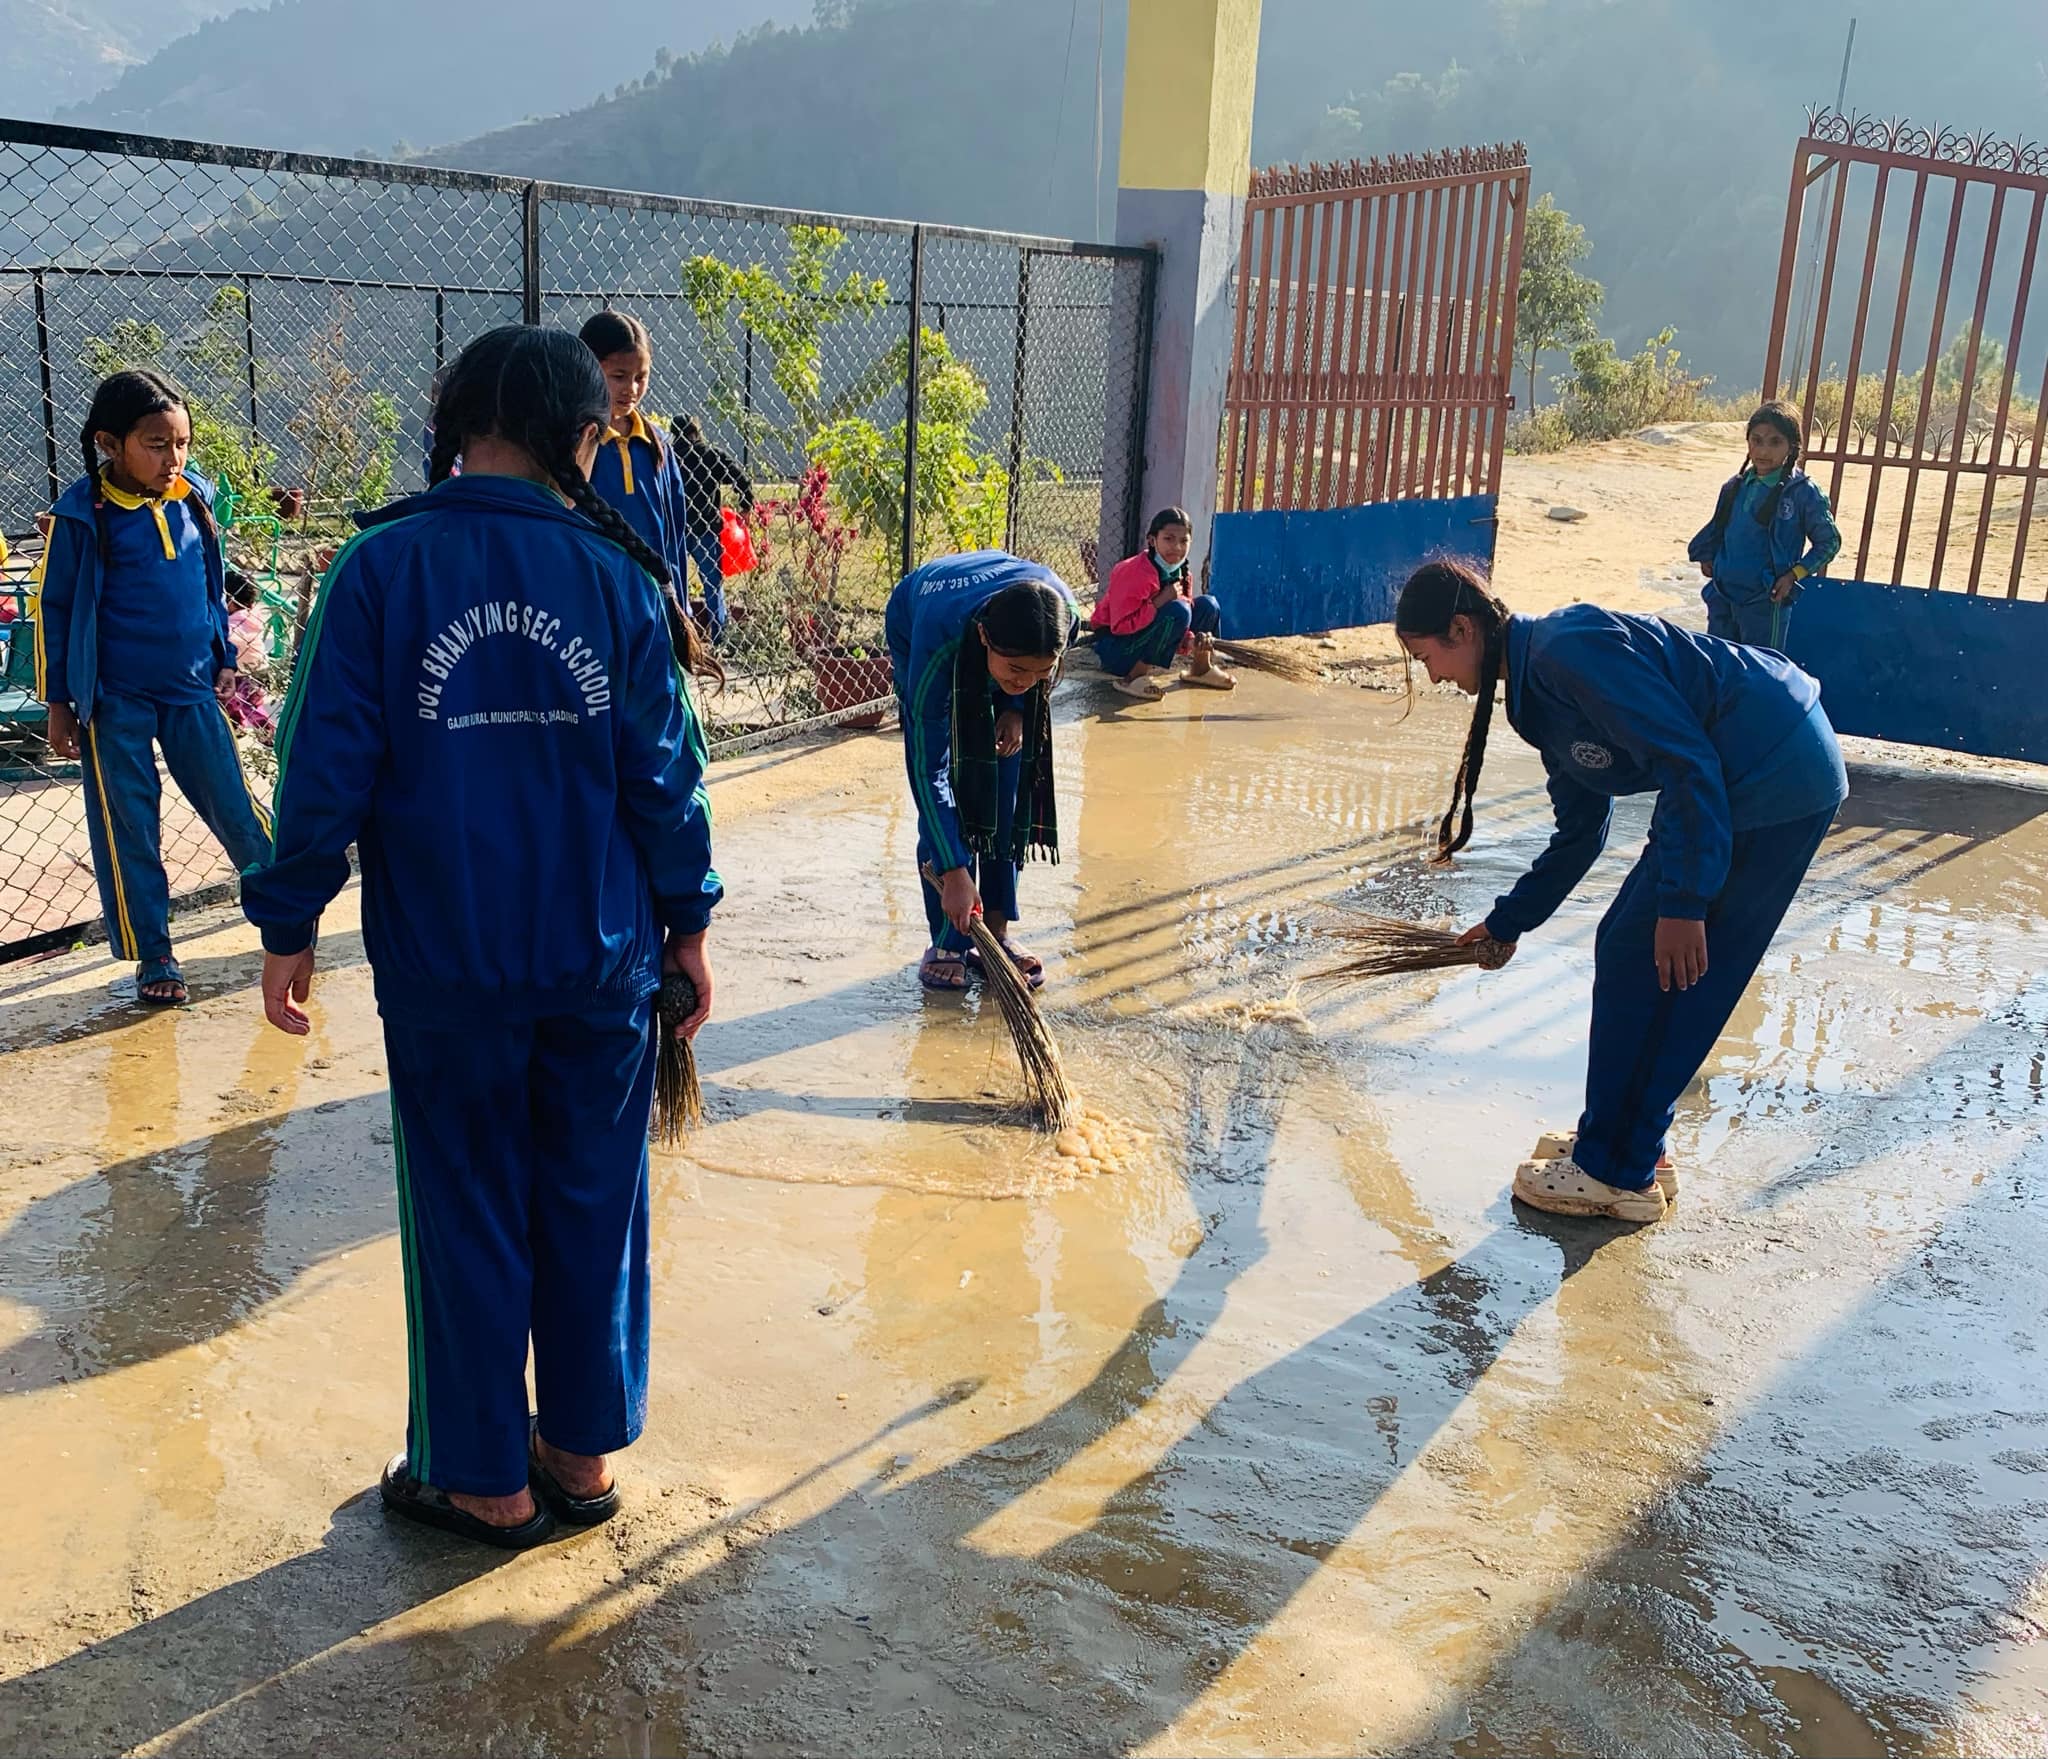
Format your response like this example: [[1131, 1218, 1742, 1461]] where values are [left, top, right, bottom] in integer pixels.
[[886, 549, 1076, 993], [243, 325, 724, 1548], [1689, 399, 1841, 653], [34, 369, 274, 1005], [1395, 560, 1846, 1224], [579, 311, 693, 618]]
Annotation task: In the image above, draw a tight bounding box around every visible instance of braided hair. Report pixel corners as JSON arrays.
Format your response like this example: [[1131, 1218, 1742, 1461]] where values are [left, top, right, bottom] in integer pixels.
[[79, 369, 211, 566], [1394, 559, 1512, 862], [429, 324, 719, 686], [578, 309, 668, 468], [1747, 399, 1804, 474]]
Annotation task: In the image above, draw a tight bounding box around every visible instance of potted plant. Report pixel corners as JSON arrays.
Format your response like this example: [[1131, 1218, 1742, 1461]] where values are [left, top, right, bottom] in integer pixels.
[[270, 487, 306, 521], [755, 465, 892, 729]]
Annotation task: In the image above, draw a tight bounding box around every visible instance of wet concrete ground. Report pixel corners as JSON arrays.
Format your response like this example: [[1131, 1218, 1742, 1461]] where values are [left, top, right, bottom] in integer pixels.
[[1, 669, 2045, 1757]]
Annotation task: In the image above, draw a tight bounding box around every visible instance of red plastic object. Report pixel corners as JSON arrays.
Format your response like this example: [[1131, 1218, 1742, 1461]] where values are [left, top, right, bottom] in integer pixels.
[[719, 507, 757, 577]]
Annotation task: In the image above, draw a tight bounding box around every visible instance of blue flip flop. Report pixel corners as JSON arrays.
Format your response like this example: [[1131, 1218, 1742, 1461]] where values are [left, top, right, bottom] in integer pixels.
[[135, 957, 188, 1007]]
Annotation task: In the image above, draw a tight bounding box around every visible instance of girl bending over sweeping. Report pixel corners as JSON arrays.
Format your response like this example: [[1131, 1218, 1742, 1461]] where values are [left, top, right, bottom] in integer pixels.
[[243, 325, 723, 1547], [1395, 560, 1846, 1224], [1090, 506, 1234, 698], [886, 549, 1076, 993]]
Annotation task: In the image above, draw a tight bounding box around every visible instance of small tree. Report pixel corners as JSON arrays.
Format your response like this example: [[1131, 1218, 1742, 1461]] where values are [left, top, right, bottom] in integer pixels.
[[810, 330, 1058, 558], [81, 287, 277, 506], [1516, 194, 1603, 412], [681, 225, 890, 463]]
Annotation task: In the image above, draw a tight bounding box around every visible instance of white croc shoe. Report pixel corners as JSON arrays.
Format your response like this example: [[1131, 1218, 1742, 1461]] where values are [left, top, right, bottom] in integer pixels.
[[1513, 1152, 1669, 1224], [1524, 1130, 1679, 1200]]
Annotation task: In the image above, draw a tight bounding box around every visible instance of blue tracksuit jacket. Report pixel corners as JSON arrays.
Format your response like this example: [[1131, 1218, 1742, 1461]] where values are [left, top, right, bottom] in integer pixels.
[[1484, 607, 1847, 942], [1688, 466, 1841, 608], [241, 474, 722, 1025], [588, 413, 690, 590], [34, 467, 234, 719], [883, 549, 1076, 874]]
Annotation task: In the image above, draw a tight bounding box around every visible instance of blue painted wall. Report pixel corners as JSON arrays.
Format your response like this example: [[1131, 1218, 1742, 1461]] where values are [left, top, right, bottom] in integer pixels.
[[1208, 495, 1498, 639], [1784, 578, 2048, 763]]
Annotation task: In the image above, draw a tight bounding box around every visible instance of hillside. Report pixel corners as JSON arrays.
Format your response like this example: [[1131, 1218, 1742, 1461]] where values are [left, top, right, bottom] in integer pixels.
[[427, 0, 2046, 387], [424, 1, 1128, 240], [1257, 0, 2048, 393], [0, 0, 233, 110], [57, 0, 803, 159]]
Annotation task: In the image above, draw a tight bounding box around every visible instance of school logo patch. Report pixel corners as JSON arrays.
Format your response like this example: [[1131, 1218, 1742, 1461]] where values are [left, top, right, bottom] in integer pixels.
[[1570, 740, 1614, 770]]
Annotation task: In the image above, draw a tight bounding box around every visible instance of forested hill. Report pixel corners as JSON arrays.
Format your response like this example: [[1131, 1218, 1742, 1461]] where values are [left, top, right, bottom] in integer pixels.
[[54, 0, 800, 160]]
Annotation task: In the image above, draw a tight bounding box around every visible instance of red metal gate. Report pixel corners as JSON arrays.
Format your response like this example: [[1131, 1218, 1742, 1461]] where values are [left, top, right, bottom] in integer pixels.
[[1220, 143, 1529, 515], [1762, 108, 2048, 598]]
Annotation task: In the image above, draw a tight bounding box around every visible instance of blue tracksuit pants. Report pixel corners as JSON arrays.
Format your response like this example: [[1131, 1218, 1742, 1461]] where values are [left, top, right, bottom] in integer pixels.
[[685, 527, 730, 641], [1705, 587, 1790, 653], [383, 999, 657, 1496], [80, 691, 274, 964], [902, 736, 1023, 953], [1573, 805, 1837, 1190], [1094, 593, 1224, 678]]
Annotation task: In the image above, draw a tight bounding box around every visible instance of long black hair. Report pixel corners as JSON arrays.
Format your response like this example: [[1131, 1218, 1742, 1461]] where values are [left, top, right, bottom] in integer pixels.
[[1394, 559, 1512, 862], [1145, 504, 1192, 578], [429, 324, 718, 686], [80, 368, 214, 566], [955, 576, 1070, 695], [578, 309, 668, 463]]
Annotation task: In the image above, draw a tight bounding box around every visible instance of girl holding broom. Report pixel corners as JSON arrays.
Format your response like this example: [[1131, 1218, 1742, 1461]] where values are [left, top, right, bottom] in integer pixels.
[[242, 324, 723, 1547], [887, 548, 1076, 993], [1394, 560, 1846, 1224]]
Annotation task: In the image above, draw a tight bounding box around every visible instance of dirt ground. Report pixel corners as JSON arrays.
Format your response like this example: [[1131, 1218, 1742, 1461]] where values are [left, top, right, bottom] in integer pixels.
[[2, 432, 2047, 1757]]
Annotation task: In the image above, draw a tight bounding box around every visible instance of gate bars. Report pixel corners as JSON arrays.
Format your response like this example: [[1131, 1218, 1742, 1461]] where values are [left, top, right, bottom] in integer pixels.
[[1220, 143, 1529, 515], [1761, 107, 2048, 598]]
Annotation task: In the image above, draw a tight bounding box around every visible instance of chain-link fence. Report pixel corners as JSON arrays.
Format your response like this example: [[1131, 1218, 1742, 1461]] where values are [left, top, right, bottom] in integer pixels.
[[0, 120, 1155, 959]]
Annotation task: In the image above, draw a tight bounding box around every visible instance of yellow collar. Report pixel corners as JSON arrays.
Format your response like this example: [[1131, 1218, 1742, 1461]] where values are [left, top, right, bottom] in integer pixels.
[[98, 472, 193, 560], [98, 473, 192, 511], [602, 411, 655, 495]]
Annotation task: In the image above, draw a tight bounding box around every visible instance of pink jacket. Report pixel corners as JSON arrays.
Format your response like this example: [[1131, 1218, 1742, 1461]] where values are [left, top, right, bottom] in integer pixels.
[[1092, 552, 1190, 636]]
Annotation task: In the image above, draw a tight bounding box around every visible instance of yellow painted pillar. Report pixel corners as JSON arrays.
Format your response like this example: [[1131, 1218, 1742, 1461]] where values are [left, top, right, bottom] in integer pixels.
[[1105, 0, 1262, 573]]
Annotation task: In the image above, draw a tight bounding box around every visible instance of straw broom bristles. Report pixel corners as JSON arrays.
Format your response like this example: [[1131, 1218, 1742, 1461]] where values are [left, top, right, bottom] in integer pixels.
[[922, 865, 1077, 1132], [1210, 639, 1325, 683], [651, 973, 705, 1146], [1305, 915, 1514, 988]]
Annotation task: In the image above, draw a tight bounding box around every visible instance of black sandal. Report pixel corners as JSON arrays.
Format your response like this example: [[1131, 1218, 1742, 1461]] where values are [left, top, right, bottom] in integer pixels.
[[529, 1424, 621, 1526], [379, 1453, 556, 1550]]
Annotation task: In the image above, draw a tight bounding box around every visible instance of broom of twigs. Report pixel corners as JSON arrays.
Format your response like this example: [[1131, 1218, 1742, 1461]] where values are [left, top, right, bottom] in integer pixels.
[[1209, 639, 1326, 683], [1304, 915, 1515, 988], [650, 973, 705, 1146], [921, 865, 1077, 1133]]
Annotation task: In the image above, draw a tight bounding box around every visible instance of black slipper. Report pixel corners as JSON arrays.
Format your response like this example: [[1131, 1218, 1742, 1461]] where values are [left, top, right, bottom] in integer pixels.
[[379, 1453, 556, 1549], [528, 1426, 621, 1526]]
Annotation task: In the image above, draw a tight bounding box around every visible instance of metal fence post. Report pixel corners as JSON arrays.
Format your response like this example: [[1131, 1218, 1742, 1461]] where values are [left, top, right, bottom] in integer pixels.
[[1004, 251, 1032, 553], [32, 270, 60, 508], [240, 272, 259, 440], [434, 289, 447, 372], [1124, 247, 1159, 560], [742, 327, 754, 476], [523, 183, 543, 325], [900, 224, 925, 582]]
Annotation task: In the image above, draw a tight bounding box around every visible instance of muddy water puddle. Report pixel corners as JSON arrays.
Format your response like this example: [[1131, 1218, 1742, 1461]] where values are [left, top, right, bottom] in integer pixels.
[[2, 677, 2046, 1755]]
